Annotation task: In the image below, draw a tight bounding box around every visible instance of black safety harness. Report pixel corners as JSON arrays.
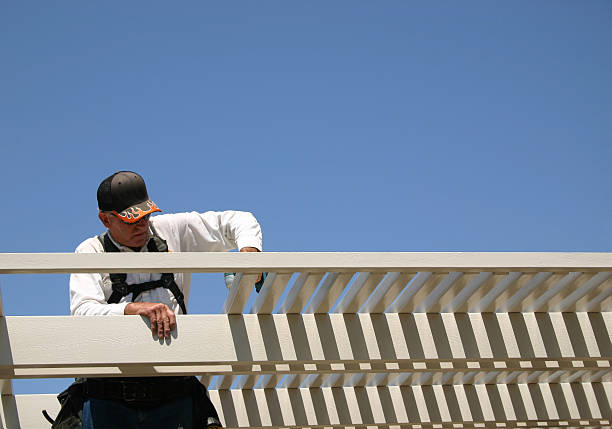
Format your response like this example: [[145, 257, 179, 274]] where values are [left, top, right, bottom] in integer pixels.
[[46, 227, 224, 428], [97, 228, 187, 315]]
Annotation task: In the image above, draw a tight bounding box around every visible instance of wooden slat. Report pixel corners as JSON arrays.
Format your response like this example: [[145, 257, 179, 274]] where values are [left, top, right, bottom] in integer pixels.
[[575, 276, 612, 312], [525, 272, 584, 312], [496, 272, 556, 312], [208, 383, 611, 428], [2, 252, 612, 274], [1, 393, 22, 429], [386, 272, 430, 313], [415, 272, 464, 313], [553, 272, 612, 312], [470, 272, 530, 312], [586, 287, 612, 312], [425, 272, 479, 313], [361, 272, 413, 313], [304, 272, 353, 314], [2, 252, 612, 428], [277, 272, 323, 314], [249, 273, 292, 314], [334, 272, 385, 313], [223, 274, 260, 314], [441, 272, 493, 313], [1, 314, 609, 380]]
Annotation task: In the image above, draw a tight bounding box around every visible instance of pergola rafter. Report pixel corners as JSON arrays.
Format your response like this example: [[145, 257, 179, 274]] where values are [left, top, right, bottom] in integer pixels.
[[0, 252, 610, 428]]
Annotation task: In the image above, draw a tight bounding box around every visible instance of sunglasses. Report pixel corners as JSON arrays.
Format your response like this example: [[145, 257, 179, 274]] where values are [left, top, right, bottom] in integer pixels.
[[110, 212, 151, 225]]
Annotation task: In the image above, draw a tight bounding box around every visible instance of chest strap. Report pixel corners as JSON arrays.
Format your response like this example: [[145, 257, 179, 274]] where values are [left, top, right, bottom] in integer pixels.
[[98, 232, 187, 314]]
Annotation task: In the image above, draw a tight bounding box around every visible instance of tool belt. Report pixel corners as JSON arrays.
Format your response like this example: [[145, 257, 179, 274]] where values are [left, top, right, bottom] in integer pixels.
[[49, 376, 221, 428], [84, 376, 195, 406]]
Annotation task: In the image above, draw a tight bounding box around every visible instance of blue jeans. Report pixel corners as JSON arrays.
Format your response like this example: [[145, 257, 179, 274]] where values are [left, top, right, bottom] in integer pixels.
[[82, 396, 194, 429]]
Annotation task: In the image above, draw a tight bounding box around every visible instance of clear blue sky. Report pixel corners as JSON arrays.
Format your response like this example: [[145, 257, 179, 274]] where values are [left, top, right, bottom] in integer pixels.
[[1, 2, 610, 394]]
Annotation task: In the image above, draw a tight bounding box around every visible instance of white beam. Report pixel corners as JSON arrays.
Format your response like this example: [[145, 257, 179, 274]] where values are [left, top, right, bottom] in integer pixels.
[[2, 252, 612, 274], [0, 314, 609, 381]]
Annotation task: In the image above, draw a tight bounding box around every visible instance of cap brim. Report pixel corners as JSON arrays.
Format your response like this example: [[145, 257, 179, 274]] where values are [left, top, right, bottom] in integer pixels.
[[111, 200, 162, 223]]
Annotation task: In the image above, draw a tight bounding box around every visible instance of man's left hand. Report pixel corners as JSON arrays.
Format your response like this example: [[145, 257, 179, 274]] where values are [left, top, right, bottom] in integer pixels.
[[239, 247, 262, 282]]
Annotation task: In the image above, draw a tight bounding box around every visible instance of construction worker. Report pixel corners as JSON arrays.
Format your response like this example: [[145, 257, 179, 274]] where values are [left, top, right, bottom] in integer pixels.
[[53, 171, 262, 429]]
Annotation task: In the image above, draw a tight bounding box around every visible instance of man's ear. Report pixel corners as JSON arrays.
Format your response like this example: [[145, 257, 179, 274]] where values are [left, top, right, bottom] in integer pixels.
[[98, 211, 112, 228]]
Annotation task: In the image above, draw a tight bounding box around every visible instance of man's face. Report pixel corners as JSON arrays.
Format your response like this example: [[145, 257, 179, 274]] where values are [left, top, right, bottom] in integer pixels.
[[98, 211, 150, 248]]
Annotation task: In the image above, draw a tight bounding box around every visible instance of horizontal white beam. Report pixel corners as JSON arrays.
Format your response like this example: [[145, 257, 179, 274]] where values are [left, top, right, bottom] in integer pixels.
[[1, 314, 609, 381], [15, 383, 611, 429], [1, 252, 611, 274]]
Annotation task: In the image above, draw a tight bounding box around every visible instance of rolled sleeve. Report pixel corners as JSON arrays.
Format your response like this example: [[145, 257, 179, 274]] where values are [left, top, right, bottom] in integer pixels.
[[69, 238, 127, 316], [70, 272, 128, 316], [154, 210, 262, 252]]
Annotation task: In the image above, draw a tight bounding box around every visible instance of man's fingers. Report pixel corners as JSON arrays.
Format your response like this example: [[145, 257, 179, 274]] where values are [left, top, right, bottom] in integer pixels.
[[156, 307, 165, 338], [162, 309, 172, 339], [150, 316, 158, 335], [131, 302, 177, 339], [168, 311, 177, 332]]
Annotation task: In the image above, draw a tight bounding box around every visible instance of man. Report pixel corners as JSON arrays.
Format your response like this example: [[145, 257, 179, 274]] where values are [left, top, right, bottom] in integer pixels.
[[61, 171, 262, 429]]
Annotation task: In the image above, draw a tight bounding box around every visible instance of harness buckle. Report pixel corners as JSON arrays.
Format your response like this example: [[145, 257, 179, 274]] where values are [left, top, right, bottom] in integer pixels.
[[161, 274, 173, 288], [112, 282, 129, 297], [121, 382, 150, 403]]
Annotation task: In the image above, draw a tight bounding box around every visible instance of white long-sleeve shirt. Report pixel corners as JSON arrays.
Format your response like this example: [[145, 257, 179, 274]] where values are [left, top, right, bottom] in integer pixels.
[[70, 210, 262, 316]]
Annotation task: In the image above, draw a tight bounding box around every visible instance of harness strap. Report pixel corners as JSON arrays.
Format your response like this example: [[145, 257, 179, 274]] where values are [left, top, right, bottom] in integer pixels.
[[84, 377, 195, 404], [98, 231, 187, 314]]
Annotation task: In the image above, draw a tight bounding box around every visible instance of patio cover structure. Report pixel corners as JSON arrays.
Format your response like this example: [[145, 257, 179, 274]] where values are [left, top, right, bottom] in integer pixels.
[[0, 252, 611, 428]]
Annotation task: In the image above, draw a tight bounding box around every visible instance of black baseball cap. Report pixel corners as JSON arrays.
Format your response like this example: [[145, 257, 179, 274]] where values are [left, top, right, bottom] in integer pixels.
[[97, 171, 161, 223]]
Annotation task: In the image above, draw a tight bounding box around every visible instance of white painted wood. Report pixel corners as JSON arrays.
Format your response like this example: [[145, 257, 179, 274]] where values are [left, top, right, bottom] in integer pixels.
[[0, 395, 19, 429], [395, 273, 448, 313], [522, 312, 547, 358], [441, 272, 493, 313], [469, 272, 523, 312], [496, 271, 553, 312], [277, 272, 323, 314], [250, 273, 292, 314], [0, 381, 11, 397], [525, 271, 583, 312], [441, 313, 466, 359], [1, 314, 609, 381], [2, 251, 612, 427], [552, 272, 612, 312], [386, 272, 432, 313], [575, 276, 612, 312], [336, 272, 385, 314], [577, 312, 602, 358], [497, 383, 516, 421], [585, 286, 612, 312], [304, 272, 353, 314], [360, 272, 413, 313], [247, 271, 277, 313], [333, 272, 371, 313], [223, 273, 260, 314], [3, 252, 612, 274], [415, 272, 463, 313]]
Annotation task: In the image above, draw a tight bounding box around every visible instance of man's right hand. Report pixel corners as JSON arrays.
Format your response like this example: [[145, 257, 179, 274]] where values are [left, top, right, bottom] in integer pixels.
[[125, 302, 176, 339]]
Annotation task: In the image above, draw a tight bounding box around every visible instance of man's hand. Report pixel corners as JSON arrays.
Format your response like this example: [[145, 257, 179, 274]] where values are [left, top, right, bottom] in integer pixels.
[[125, 302, 176, 339], [240, 247, 262, 282]]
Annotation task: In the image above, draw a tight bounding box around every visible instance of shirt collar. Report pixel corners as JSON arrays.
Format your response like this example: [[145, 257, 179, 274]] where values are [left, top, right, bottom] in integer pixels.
[[106, 229, 152, 252]]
